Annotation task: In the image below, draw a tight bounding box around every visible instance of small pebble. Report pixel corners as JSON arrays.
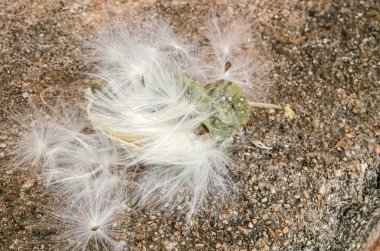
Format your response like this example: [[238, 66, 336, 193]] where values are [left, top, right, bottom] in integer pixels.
[[283, 227, 289, 234], [21, 92, 29, 99], [22, 178, 35, 190]]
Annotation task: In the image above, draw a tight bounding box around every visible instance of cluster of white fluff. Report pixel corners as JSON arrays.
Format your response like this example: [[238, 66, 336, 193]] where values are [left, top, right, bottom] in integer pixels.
[[13, 15, 265, 250]]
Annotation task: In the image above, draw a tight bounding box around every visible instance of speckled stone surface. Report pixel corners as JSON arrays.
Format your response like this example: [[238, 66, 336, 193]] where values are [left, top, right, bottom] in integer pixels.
[[0, 0, 379, 250]]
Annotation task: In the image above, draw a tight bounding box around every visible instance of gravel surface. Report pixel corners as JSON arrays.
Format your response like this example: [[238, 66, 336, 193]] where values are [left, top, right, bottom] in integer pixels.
[[0, 0, 379, 250]]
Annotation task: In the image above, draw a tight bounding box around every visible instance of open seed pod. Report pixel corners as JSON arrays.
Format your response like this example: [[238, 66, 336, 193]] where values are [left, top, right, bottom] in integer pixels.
[[86, 77, 251, 152], [82, 16, 263, 218]]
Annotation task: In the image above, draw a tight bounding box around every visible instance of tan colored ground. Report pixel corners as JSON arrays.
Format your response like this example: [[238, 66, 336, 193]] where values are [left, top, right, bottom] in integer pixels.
[[0, 0, 379, 250]]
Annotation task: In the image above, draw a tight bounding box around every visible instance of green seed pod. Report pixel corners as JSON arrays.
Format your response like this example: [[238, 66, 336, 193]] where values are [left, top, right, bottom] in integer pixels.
[[185, 78, 250, 142], [204, 80, 250, 139]]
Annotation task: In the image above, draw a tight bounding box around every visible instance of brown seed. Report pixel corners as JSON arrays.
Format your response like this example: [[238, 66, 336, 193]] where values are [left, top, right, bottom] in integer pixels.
[[224, 61, 232, 72]]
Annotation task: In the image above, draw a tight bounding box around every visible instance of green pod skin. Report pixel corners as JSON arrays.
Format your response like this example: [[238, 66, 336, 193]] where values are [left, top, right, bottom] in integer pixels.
[[187, 79, 251, 143], [204, 80, 250, 137]]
